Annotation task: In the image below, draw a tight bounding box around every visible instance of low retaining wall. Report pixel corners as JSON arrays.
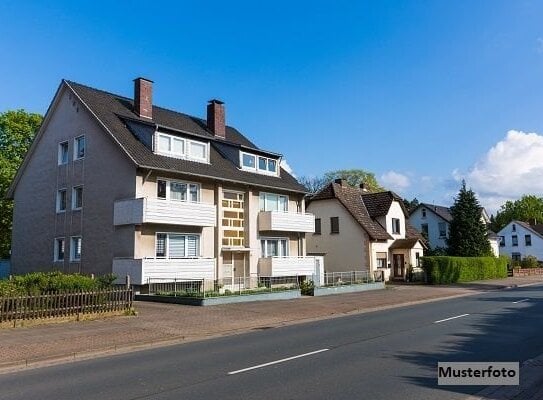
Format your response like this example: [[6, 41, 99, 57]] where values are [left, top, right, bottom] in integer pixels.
[[136, 290, 301, 306], [513, 268, 543, 277], [313, 282, 385, 296]]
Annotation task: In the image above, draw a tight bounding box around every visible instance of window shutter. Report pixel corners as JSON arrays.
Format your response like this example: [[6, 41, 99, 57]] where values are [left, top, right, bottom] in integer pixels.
[[186, 235, 199, 257], [169, 235, 186, 258]]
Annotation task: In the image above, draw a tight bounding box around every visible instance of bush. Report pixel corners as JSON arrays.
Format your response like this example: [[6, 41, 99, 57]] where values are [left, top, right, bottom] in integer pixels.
[[421, 256, 508, 284], [0, 271, 116, 296], [520, 255, 539, 269], [299, 280, 314, 296]]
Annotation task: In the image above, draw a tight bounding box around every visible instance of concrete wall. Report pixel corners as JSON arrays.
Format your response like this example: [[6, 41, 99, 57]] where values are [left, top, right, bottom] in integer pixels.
[[11, 85, 136, 276], [306, 199, 370, 272], [498, 222, 543, 260]]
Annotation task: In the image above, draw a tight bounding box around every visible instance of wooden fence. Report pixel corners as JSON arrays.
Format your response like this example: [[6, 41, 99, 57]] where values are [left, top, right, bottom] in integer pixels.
[[0, 288, 133, 323]]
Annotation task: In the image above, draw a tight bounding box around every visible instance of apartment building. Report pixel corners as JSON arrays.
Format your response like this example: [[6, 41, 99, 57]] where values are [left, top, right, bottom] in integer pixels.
[[7, 78, 316, 285]]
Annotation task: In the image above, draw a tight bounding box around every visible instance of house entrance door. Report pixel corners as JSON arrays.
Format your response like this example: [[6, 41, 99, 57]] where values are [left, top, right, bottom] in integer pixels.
[[393, 254, 405, 278]]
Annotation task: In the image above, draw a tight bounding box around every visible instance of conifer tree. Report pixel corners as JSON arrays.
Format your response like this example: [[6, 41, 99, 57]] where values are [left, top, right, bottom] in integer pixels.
[[447, 180, 492, 257]]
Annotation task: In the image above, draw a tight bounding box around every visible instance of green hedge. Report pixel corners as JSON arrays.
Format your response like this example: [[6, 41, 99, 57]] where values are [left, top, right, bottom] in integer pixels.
[[0, 271, 116, 297], [421, 256, 508, 284]]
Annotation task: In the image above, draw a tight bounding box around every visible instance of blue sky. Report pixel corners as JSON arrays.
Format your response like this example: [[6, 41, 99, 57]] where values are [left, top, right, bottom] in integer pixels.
[[2, 0, 543, 212]]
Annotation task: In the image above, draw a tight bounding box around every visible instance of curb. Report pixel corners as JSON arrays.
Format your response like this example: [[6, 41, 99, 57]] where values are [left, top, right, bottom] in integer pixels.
[[1, 280, 541, 375]]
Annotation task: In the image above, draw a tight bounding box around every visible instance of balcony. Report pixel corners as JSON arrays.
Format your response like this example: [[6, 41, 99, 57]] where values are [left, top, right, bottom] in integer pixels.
[[258, 256, 316, 277], [258, 211, 315, 233], [112, 257, 216, 285], [114, 198, 216, 227]]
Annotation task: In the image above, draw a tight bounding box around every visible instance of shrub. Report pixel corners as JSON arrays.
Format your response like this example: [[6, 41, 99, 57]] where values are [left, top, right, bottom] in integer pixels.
[[0, 271, 116, 296], [421, 256, 508, 284], [299, 280, 315, 296], [520, 255, 539, 269]]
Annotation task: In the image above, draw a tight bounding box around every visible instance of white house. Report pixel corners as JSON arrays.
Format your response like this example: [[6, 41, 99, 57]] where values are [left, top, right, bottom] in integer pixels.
[[497, 220, 543, 262], [409, 203, 500, 256], [306, 179, 425, 281]]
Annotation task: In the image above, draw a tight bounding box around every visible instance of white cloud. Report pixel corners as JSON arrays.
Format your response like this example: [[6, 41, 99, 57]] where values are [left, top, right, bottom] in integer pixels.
[[280, 159, 295, 177], [380, 170, 410, 192], [454, 130, 543, 213]]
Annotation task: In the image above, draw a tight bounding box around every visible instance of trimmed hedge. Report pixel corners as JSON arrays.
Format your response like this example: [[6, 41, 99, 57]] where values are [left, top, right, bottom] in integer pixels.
[[0, 271, 116, 297], [421, 256, 508, 284]]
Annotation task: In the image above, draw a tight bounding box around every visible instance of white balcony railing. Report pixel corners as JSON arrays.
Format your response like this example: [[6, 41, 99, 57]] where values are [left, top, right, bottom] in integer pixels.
[[258, 211, 315, 233], [112, 257, 216, 285], [258, 256, 316, 277], [114, 198, 216, 227]]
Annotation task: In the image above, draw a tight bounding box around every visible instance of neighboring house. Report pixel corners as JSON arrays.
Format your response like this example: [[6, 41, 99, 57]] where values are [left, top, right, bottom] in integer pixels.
[[306, 179, 425, 281], [409, 203, 500, 256], [7, 78, 317, 286], [497, 220, 543, 262]]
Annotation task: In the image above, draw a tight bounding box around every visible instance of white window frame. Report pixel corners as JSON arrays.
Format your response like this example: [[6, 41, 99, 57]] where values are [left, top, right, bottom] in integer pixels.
[[72, 186, 83, 210], [58, 141, 69, 165], [155, 132, 209, 163], [53, 237, 65, 262], [56, 188, 67, 213], [156, 178, 201, 203], [260, 237, 289, 258], [239, 151, 279, 176], [70, 236, 82, 261], [154, 232, 201, 259], [74, 135, 85, 160], [259, 192, 289, 212], [392, 218, 401, 234]]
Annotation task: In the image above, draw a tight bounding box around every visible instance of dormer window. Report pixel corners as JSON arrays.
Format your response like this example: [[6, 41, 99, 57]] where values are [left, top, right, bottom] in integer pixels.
[[156, 132, 208, 163], [240, 151, 279, 176]]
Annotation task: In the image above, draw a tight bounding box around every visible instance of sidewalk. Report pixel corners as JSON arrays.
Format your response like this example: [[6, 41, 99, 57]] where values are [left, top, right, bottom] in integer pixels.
[[0, 276, 541, 373]]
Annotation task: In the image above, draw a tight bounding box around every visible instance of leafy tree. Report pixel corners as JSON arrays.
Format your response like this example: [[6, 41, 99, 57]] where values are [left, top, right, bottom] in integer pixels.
[[299, 168, 385, 194], [447, 180, 492, 257], [403, 197, 419, 213], [493, 195, 543, 231], [0, 110, 43, 258]]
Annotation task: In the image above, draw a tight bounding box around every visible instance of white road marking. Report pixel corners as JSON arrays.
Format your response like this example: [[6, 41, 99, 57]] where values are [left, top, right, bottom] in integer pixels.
[[434, 314, 470, 324], [227, 348, 330, 375], [512, 299, 529, 304]]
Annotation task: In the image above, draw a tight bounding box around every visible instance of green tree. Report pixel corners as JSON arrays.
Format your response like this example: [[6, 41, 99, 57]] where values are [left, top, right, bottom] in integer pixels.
[[493, 195, 543, 231], [0, 110, 43, 258], [403, 197, 419, 213], [447, 180, 492, 257], [299, 168, 385, 194]]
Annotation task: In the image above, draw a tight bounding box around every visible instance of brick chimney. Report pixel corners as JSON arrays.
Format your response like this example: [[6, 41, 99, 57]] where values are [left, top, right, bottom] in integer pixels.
[[134, 77, 153, 119], [359, 182, 368, 192], [207, 99, 225, 138], [334, 178, 347, 186]]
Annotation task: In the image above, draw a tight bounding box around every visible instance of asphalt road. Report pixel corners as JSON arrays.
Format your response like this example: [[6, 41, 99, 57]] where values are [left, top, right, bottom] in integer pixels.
[[1, 284, 542, 400]]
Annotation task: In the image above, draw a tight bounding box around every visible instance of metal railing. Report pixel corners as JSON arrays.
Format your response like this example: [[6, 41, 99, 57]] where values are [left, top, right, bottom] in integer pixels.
[[323, 270, 383, 287], [146, 276, 300, 298]]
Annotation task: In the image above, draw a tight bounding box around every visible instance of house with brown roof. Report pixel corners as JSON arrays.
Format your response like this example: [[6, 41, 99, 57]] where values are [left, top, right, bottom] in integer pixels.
[[497, 220, 543, 262], [7, 78, 317, 286], [306, 179, 425, 281], [409, 203, 500, 256]]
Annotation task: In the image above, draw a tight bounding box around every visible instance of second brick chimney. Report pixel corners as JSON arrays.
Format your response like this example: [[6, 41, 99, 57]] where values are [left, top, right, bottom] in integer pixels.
[[134, 77, 153, 119], [207, 99, 226, 139]]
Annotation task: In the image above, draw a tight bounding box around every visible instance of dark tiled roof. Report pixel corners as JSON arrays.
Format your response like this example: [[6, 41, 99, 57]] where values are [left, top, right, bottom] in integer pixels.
[[406, 222, 426, 242], [362, 191, 406, 217], [309, 182, 392, 240], [514, 221, 543, 239], [389, 238, 422, 250], [417, 202, 453, 222], [65, 80, 306, 193]]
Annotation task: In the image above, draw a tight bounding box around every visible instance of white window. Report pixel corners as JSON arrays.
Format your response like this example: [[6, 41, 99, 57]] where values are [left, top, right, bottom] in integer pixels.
[[155, 132, 208, 162], [56, 189, 67, 212], [58, 141, 69, 165], [70, 236, 82, 261], [72, 186, 83, 210], [156, 179, 200, 202], [74, 136, 85, 160], [155, 233, 200, 258], [260, 238, 288, 257], [438, 222, 447, 238], [54, 238, 65, 261], [240, 152, 279, 175], [259, 193, 288, 212]]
